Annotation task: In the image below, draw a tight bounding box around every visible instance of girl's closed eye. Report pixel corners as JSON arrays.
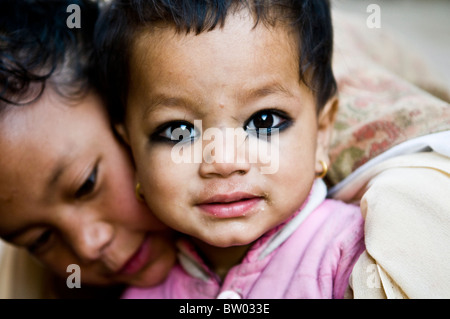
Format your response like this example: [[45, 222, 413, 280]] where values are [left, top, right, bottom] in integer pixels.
[[74, 164, 98, 199], [151, 121, 200, 144], [245, 109, 292, 137], [27, 229, 54, 255]]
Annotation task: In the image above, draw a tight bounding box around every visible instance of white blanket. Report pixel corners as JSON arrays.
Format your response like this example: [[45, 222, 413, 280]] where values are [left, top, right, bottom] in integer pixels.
[[333, 151, 450, 298]]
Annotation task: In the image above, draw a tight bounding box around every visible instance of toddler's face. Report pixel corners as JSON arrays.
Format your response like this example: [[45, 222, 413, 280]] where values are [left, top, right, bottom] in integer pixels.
[[123, 11, 336, 247]]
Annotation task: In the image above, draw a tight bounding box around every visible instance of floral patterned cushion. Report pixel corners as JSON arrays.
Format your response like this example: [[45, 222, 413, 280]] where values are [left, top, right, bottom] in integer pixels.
[[327, 11, 450, 185]]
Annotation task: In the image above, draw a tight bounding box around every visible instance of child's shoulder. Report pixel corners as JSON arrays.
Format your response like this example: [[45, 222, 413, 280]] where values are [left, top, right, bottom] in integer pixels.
[[321, 198, 361, 217], [306, 198, 364, 241]]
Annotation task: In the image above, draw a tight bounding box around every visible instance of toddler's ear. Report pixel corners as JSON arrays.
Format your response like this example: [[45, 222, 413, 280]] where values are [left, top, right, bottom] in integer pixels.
[[315, 96, 339, 170], [115, 123, 130, 145]]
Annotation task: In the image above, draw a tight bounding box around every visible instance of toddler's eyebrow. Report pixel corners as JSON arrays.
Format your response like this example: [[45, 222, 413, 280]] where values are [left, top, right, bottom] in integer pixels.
[[144, 95, 193, 118], [143, 82, 292, 117], [238, 82, 293, 104]]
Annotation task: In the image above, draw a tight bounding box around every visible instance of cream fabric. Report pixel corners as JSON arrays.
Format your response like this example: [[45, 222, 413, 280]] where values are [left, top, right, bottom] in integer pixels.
[[334, 152, 450, 298]]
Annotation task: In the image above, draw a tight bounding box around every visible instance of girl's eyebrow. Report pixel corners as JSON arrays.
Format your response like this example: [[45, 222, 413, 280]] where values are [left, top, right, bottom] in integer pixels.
[[46, 152, 74, 191], [48, 162, 66, 189]]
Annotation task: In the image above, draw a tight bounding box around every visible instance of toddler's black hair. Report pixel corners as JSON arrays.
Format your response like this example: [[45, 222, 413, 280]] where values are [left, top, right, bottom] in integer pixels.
[[95, 0, 337, 124], [0, 0, 100, 112]]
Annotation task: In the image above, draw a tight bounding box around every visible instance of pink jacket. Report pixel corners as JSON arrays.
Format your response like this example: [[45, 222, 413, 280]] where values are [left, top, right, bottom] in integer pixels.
[[123, 180, 365, 299]]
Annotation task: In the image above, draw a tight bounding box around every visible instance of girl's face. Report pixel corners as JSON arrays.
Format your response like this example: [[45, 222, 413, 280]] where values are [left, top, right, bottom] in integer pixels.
[[0, 90, 176, 287], [122, 12, 337, 247]]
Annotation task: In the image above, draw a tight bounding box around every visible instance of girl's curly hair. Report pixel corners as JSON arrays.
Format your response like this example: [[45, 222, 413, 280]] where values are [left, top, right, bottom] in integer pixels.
[[0, 0, 99, 112]]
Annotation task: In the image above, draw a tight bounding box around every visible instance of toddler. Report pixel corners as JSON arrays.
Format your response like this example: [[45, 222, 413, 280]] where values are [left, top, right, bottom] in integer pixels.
[[96, 0, 365, 298]]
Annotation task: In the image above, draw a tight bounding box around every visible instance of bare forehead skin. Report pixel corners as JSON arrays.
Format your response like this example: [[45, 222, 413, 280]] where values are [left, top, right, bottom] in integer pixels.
[[129, 11, 299, 85], [0, 90, 106, 207]]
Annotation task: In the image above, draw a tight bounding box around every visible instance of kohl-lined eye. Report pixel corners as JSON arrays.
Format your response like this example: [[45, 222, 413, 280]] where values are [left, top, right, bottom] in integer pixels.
[[245, 109, 291, 137], [75, 165, 98, 199], [27, 229, 53, 254], [152, 121, 199, 144]]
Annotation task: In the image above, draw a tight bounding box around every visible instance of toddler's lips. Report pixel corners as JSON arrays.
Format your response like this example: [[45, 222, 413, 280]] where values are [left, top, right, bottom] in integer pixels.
[[197, 192, 263, 218]]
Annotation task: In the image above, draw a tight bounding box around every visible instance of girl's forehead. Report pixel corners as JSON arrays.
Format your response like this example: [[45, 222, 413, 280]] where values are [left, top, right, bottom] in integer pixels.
[[0, 91, 109, 197], [0, 107, 74, 194]]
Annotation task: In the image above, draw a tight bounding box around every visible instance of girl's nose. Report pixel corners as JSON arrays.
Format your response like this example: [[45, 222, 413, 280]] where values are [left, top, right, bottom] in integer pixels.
[[68, 218, 114, 263]]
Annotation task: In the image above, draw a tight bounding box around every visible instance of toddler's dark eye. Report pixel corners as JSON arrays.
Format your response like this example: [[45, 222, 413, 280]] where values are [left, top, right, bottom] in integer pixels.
[[152, 121, 199, 144], [75, 165, 97, 199], [245, 109, 291, 137]]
